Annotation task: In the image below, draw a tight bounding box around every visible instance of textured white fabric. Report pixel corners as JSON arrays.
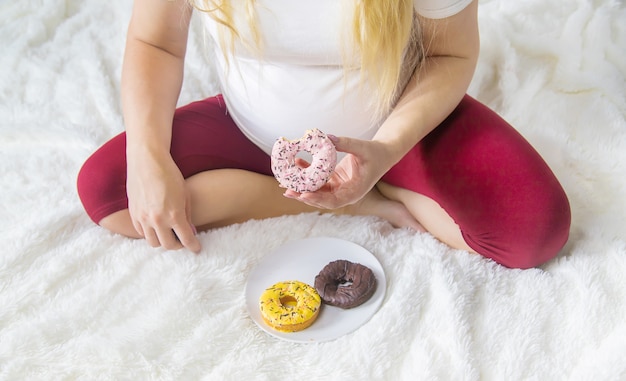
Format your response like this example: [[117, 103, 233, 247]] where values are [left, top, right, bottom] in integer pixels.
[[201, 0, 473, 154], [2, 0, 626, 380]]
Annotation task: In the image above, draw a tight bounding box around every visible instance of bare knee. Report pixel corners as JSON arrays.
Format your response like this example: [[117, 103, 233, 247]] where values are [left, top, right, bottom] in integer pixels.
[[377, 182, 474, 253], [99, 210, 142, 239]]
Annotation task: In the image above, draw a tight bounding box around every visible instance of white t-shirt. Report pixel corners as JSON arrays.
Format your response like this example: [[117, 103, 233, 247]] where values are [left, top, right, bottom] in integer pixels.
[[200, 0, 473, 154]]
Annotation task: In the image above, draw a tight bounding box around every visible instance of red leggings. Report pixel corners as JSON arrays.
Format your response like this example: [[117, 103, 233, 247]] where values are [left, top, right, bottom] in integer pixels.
[[77, 95, 571, 268]]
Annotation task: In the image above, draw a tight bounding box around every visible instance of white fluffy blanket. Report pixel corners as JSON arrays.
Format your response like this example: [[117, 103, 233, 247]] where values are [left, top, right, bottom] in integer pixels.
[[1, 0, 625, 380]]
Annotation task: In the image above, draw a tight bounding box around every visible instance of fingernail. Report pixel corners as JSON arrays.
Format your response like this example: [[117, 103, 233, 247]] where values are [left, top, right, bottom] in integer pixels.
[[327, 134, 339, 143]]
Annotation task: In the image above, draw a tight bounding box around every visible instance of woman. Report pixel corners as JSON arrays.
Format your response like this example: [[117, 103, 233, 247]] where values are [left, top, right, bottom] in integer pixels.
[[77, 0, 571, 268]]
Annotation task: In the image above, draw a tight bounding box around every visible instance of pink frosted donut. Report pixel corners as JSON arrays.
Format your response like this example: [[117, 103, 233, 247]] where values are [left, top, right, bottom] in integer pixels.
[[271, 129, 337, 193]]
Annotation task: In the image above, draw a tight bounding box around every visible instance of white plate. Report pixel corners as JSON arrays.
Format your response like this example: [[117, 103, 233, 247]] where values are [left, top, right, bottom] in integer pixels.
[[245, 237, 386, 343]]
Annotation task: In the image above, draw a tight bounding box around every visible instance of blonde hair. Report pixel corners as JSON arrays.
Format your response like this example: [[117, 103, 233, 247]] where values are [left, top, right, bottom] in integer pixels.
[[190, 0, 423, 117]]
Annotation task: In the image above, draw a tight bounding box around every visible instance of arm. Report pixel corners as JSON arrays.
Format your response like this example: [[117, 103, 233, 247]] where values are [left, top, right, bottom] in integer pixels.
[[123, 0, 191, 156], [122, 0, 200, 252], [373, 0, 480, 163], [292, 0, 479, 208]]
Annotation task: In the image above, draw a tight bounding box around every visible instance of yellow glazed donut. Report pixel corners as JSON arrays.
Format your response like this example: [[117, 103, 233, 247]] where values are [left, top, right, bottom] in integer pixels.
[[259, 280, 322, 332]]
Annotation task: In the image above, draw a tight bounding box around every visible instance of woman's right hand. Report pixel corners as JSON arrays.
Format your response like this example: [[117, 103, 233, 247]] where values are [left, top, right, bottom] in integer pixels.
[[126, 151, 201, 253]]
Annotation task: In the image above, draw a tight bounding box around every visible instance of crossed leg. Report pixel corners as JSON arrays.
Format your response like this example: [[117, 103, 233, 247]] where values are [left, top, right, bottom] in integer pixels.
[[99, 168, 439, 243], [80, 95, 570, 268]]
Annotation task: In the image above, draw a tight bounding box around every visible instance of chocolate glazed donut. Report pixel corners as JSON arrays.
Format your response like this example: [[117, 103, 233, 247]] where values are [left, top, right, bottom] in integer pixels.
[[314, 260, 377, 309]]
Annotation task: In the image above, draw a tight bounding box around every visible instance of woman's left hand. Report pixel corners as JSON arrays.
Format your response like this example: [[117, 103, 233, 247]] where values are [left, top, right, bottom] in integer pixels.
[[284, 135, 393, 209]]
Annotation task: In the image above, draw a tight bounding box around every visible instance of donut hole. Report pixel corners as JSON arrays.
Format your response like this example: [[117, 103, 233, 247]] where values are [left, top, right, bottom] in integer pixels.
[[337, 278, 353, 288], [279, 295, 298, 308], [295, 151, 312, 168]]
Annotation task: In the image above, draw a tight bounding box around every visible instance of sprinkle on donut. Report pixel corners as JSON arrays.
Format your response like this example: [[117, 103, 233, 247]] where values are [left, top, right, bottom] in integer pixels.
[[271, 128, 337, 193], [259, 280, 322, 332]]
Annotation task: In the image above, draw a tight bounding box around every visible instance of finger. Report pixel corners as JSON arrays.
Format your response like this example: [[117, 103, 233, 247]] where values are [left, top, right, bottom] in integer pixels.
[[298, 190, 342, 210], [154, 226, 183, 251], [183, 192, 202, 254], [173, 222, 201, 254], [283, 189, 301, 199], [327, 134, 353, 153], [132, 220, 145, 238], [283, 188, 335, 208], [329, 136, 373, 161], [294, 157, 310, 168], [143, 227, 161, 248]]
